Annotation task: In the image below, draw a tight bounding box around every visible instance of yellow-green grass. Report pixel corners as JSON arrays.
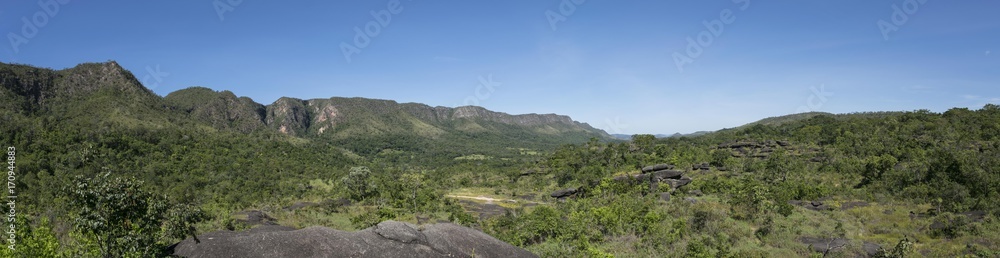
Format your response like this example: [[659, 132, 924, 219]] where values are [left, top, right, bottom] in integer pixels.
[[454, 154, 493, 160]]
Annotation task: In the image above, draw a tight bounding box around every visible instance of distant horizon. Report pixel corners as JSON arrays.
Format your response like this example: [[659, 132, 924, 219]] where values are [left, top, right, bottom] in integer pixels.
[[8, 58, 998, 136], [3, 1, 997, 134]]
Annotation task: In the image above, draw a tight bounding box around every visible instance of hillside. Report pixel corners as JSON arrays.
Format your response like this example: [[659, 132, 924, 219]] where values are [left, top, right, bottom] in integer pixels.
[[735, 112, 834, 129], [0, 61, 610, 256], [2, 61, 610, 156], [490, 107, 1000, 257]]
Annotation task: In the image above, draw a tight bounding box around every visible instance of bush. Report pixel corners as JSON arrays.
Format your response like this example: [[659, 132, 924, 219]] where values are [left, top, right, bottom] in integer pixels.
[[64, 173, 205, 257], [929, 213, 980, 239], [0, 217, 60, 258], [349, 207, 397, 229]]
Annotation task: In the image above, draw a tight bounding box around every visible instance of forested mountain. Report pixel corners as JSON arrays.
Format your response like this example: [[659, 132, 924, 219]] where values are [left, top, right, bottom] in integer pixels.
[[0, 61, 608, 256], [2, 61, 610, 155]]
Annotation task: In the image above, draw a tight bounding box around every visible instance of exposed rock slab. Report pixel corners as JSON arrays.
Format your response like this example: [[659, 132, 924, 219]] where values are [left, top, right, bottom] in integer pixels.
[[799, 237, 849, 254], [840, 201, 870, 211], [172, 221, 537, 258], [550, 188, 578, 199], [662, 177, 693, 190], [641, 164, 675, 173], [233, 210, 278, 226], [789, 200, 832, 211]]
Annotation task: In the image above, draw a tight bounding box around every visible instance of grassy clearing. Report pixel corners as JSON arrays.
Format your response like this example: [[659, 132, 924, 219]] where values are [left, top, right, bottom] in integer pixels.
[[454, 154, 493, 160]]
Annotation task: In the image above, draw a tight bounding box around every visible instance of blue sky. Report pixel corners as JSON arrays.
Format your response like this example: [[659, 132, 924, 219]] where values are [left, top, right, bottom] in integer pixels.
[[2, 1, 998, 134]]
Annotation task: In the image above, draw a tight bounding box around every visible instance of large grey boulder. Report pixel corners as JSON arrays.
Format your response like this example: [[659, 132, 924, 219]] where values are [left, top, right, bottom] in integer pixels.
[[550, 188, 578, 199], [649, 170, 684, 181], [233, 210, 278, 226], [789, 200, 832, 211], [662, 177, 693, 190], [799, 237, 849, 254], [171, 221, 537, 258], [613, 170, 683, 183], [641, 164, 675, 173]]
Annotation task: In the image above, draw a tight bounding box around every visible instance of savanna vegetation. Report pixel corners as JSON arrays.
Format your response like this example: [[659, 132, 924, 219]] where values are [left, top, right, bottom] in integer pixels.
[[1, 61, 999, 257]]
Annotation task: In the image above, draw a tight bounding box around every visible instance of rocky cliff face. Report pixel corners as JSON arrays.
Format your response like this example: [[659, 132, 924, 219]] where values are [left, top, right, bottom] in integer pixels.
[[1, 60, 611, 141], [403, 103, 606, 135], [1, 61, 158, 113], [265, 97, 311, 136], [261, 97, 610, 138], [55, 61, 155, 100]]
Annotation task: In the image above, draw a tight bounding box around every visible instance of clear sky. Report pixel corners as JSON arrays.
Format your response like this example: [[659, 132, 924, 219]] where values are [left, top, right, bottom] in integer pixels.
[[2, 1, 998, 134]]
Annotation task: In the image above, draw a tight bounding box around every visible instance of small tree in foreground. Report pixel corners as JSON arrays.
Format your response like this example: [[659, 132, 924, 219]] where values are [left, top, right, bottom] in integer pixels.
[[66, 173, 206, 258]]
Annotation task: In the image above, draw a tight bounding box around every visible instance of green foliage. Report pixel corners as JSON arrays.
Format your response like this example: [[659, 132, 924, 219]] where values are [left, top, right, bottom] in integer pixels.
[[929, 213, 981, 239], [0, 217, 60, 258], [341, 166, 376, 202], [860, 154, 897, 187], [485, 179, 669, 253], [349, 207, 397, 229], [65, 173, 168, 257], [64, 173, 205, 257], [5, 61, 1000, 256], [445, 201, 477, 227], [728, 175, 792, 221], [161, 204, 208, 242], [484, 206, 561, 246], [873, 237, 913, 258]]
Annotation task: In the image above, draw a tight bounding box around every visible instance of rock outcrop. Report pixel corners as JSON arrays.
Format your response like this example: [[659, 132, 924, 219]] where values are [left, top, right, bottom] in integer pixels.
[[789, 200, 832, 211], [550, 188, 579, 200], [662, 177, 693, 190], [171, 221, 537, 258], [691, 163, 711, 171], [716, 140, 810, 159], [609, 164, 695, 202], [798, 237, 882, 257], [232, 210, 278, 226], [641, 164, 675, 173]]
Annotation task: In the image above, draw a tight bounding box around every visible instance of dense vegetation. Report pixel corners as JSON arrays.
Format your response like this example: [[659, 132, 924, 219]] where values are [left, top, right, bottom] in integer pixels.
[[484, 106, 1000, 257], [2, 61, 999, 257]]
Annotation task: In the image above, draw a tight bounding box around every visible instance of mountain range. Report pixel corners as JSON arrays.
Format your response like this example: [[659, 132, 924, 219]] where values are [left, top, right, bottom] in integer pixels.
[[0, 61, 611, 154]]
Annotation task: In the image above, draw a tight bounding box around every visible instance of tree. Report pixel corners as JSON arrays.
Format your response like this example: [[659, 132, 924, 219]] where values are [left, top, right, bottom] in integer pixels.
[[860, 154, 897, 187], [764, 149, 790, 183], [709, 149, 730, 168], [65, 173, 205, 258], [341, 166, 376, 202], [399, 172, 427, 212], [631, 134, 656, 153]]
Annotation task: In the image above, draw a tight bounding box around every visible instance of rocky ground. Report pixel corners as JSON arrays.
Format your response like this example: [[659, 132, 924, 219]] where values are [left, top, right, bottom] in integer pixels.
[[170, 220, 537, 258]]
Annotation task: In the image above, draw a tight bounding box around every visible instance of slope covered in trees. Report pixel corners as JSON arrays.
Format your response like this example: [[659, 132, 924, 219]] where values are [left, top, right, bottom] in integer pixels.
[[0, 61, 604, 256], [487, 106, 1000, 257]]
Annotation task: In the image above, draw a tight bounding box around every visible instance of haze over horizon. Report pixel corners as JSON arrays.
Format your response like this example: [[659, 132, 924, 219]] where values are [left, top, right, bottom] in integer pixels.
[[3, 1, 998, 134]]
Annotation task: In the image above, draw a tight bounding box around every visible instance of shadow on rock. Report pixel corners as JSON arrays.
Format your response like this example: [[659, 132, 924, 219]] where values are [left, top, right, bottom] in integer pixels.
[[171, 220, 537, 258]]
